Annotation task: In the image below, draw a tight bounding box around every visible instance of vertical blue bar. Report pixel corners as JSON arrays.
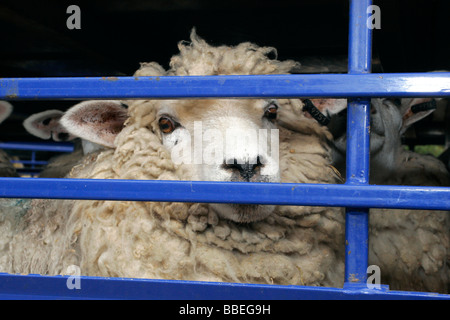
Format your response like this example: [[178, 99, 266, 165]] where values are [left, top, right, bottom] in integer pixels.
[[348, 0, 373, 74], [32, 151, 37, 177], [345, 0, 373, 285]]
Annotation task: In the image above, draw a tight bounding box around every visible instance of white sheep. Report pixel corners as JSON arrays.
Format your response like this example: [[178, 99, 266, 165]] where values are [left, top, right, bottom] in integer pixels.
[[22, 109, 82, 178], [23, 107, 125, 177], [1, 31, 345, 287], [0, 101, 19, 177], [329, 97, 449, 293], [23, 109, 77, 143]]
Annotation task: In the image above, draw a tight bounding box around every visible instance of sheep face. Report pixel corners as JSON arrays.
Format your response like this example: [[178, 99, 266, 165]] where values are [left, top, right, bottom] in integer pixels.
[[60, 98, 280, 223], [331, 98, 437, 182], [366, 99, 404, 176], [156, 98, 281, 223], [330, 98, 403, 179]]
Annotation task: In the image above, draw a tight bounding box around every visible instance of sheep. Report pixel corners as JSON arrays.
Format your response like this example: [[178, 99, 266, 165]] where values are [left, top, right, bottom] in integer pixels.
[[23, 109, 77, 143], [0, 101, 19, 177], [436, 98, 450, 173], [329, 97, 449, 293], [23, 107, 125, 178], [1, 30, 345, 288], [22, 109, 82, 178]]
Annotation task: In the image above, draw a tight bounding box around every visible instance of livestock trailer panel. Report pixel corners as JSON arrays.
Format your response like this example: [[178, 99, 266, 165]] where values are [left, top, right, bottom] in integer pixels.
[[0, 0, 449, 300], [0, 142, 74, 176]]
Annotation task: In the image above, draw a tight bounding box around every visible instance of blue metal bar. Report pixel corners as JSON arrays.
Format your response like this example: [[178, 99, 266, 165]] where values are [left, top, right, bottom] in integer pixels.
[[0, 142, 74, 153], [0, 178, 448, 211], [31, 151, 36, 170], [344, 0, 372, 286], [348, 1, 372, 74], [345, 100, 371, 185], [0, 1, 446, 301], [0, 273, 447, 300], [344, 100, 371, 285], [11, 160, 47, 165], [1, 73, 450, 100]]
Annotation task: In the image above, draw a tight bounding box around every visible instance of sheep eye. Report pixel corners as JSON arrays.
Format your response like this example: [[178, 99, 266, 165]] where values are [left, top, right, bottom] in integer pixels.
[[264, 103, 278, 120], [159, 116, 176, 134]]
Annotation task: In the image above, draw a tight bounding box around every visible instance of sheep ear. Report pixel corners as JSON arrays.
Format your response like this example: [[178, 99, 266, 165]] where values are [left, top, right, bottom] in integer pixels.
[[60, 100, 128, 148], [400, 98, 437, 135], [0, 101, 13, 124], [309, 99, 348, 115], [23, 109, 75, 141]]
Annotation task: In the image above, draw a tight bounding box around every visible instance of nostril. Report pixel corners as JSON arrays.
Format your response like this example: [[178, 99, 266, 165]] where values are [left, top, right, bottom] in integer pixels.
[[223, 157, 263, 170], [222, 158, 238, 169], [222, 159, 246, 173], [222, 156, 263, 180]]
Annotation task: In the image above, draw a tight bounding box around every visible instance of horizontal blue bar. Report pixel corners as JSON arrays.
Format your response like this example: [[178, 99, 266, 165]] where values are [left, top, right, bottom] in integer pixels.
[[0, 273, 447, 300], [0, 178, 449, 210], [1, 73, 450, 100], [0, 142, 74, 153], [11, 160, 47, 165]]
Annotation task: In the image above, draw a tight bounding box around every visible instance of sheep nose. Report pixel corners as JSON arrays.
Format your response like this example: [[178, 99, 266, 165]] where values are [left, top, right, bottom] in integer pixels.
[[222, 156, 263, 181]]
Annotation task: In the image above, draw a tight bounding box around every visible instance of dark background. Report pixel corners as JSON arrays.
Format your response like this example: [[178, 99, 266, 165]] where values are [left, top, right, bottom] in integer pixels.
[[0, 0, 449, 150]]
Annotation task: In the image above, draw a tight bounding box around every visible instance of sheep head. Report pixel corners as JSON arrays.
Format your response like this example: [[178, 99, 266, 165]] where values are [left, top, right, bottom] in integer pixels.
[[330, 97, 438, 182], [60, 31, 342, 224]]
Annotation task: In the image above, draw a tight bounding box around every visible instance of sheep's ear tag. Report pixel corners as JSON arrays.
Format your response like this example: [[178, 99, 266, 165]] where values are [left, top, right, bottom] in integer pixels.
[[23, 110, 64, 140], [61, 100, 128, 148], [302, 99, 347, 126], [302, 99, 330, 126], [0, 101, 13, 124], [401, 98, 437, 135], [410, 99, 437, 113]]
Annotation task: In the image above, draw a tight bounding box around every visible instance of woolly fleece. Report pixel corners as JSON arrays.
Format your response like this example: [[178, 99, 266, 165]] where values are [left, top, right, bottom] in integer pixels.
[[2, 31, 345, 287]]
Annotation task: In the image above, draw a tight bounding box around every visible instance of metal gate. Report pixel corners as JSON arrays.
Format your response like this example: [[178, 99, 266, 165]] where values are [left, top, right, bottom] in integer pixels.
[[0, 0, 449, 299]]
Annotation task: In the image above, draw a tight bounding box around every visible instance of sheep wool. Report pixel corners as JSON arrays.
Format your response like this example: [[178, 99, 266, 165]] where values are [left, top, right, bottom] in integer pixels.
[[2, 30, 345, 288], [369, 150, 450, 293], [38, 147, 84, 178], [0, 150, 19, 177]]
